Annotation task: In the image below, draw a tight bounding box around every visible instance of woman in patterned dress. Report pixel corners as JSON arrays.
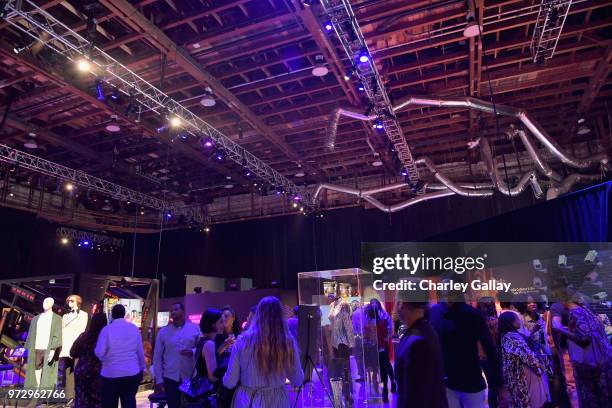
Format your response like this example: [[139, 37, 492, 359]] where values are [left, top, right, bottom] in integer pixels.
[[553, 296, 612, 408], [70, 313, 108, 408], [498, 311, 550, 408]]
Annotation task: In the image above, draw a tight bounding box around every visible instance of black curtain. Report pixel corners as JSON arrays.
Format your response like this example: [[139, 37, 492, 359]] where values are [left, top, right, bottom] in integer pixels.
[[0, 182, 609, 296]]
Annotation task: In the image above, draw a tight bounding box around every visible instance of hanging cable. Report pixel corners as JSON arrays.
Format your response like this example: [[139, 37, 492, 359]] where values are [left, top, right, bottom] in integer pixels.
[[473, 0, 514, 206]]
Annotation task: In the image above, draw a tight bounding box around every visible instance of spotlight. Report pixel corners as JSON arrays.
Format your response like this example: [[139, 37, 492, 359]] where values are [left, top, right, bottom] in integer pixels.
[[585, 250, 598, 264], [324, 22, 333, 31], [358, 48, 370, 63], [165, 211, 172, 219], [169, 116, 181, 128], [95, 79, 105, 101], [65, 182, 74, 191], [61, 237, 69, 245], [83, 240, 90, 246], [400, 168, 408, 176], [293, 195, 301, 201], [8, 192, 14, 197], [204, 226, 210, 232], [245, 171, 252, 177], [343, 72, 351, 81], [215, 152, 224, 161], [203, 138, 213, 148], [292, 202, 298, 208], [110, 89, 119, 101], [373, 118, 384, 130], [76, 58, 91, 72], [357, 83, 365, 92]]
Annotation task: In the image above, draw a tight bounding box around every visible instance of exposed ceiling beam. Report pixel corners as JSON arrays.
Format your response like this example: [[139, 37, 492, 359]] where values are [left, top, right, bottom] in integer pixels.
[[99, 0, 320, 177]]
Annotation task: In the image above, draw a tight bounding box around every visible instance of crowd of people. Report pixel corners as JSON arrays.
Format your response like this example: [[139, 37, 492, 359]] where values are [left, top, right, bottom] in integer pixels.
[[70, 296, 303, 408], [394, 280, 612, 408], [63, 281, 611, 408]]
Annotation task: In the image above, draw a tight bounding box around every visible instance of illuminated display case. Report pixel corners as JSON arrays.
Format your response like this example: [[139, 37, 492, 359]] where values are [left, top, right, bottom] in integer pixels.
[[297, 268, 382, 407]]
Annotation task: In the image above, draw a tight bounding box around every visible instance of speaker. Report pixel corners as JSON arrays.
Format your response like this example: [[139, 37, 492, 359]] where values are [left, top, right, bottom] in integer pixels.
[[297, 304, 320, 383]]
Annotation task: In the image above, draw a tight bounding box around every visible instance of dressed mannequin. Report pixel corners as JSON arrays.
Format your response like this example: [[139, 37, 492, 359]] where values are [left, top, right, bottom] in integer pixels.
[[327, 283, 355, 407], [59, 295, 88, 400], [24, 297, 62, 389]]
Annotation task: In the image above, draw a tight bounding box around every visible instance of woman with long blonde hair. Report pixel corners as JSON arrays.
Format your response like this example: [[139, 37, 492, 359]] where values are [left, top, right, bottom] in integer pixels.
[[222, 296, 303, 407]]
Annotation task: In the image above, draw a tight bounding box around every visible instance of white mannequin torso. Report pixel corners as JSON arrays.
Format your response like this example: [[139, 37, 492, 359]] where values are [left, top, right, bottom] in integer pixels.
[[35, 311, 53, 350]]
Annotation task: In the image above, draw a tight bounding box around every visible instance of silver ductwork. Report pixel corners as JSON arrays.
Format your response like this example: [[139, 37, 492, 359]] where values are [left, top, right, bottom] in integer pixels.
[[362, 190, 456, 213], [425, 182, 494, 190], [415, 157, 494, 197], [313, 181, 408, 202], [326, 108, 375, 151], [389, 95, 608, 170], [546, 173, 603, 200], [479, 136, 543, 197], [510, 127, 562, 181]]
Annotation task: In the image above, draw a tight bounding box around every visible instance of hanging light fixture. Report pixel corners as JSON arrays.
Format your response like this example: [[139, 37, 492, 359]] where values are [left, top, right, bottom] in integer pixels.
[[463, 11, 482, 38], [311, 55, 329, 77], [200, 87, 216, 107], [24, 132, 38, 149], [105, 115, 121, 132]]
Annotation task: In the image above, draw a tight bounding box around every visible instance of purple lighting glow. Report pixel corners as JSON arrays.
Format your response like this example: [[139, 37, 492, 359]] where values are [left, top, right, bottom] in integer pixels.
[[359, 54, 369, 63], [293, 195, 301, 201], [324, 22, 333, 31]]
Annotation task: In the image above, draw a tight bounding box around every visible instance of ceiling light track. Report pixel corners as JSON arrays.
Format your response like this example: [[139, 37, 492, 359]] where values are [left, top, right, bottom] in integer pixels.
[[319, 0, 419, 183]]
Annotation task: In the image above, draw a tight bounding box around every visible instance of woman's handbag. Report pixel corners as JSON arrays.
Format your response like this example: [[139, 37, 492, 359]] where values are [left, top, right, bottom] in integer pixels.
[[179, 374, 214, 399]]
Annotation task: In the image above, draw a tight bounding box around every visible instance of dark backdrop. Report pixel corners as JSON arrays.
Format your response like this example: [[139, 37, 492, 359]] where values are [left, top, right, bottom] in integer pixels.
[[0, 182, 609, 297]]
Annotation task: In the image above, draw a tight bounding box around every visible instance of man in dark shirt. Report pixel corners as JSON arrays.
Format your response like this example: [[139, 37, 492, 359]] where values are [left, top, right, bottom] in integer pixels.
[[395, 296, 447, 408], [433, 294, 501, 408]]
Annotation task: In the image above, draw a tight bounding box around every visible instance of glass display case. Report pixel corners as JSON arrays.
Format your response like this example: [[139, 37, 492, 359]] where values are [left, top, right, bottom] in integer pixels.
[[297, 268, 382, 407]]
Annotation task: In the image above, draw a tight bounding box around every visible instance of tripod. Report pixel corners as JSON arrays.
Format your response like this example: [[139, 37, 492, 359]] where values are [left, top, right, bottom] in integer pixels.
[[293, 313, 334, 408]]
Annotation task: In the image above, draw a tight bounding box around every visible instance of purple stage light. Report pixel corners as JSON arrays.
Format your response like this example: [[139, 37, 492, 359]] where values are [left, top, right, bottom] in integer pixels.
[[324, 22, 333, 31]]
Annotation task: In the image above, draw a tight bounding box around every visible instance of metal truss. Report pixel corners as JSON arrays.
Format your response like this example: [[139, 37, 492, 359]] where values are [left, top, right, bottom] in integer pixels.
[[319, 0, 419, 183], [3, 0, 311, 204], [56, 227, 125, 247], [0, 143, 204, 221], [530, 0, 573, 63]]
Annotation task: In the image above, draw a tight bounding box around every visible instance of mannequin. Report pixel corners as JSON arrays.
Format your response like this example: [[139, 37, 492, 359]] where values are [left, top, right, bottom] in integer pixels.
[[59, 295, 88, 400], [327, 283, 355, 407], [24, 297, 62, 389]]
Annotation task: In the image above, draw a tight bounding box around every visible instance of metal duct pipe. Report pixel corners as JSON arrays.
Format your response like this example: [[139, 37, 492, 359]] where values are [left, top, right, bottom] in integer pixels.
[[513, 128, 562, 181], [325, 108, 375, 151], [516, 111, 608, 169], [425, 182, 494, 190], [416, 157, 494, 197], [313, 183, 359, 202], [312, 181, 408, 202], [390, 95, 608, 170], [546, 173, 603, 200], [479, 136, 542, 197], [362, 190, 455, 213]]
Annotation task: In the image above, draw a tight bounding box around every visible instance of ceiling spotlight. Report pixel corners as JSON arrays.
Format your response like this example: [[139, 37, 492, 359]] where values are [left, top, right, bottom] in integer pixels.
[[343, 71, 352, 81], [292, 202, 298, 208], [65, 182, 74, 191], [373, 118, 384, 129], [165, 211, 172, 218], [293, 195, 301, 201], [110, 89, 119, 101], [372, 159, 383, 167], [215, 153, 224, 161], [463, 11, 482, 38], [324, 22, 333, 31], [61, 237, 69, 245], [140, 210, 145, 215], [204, 226, 210, 232], [76, 58, 91, 72], [245, 171, 252, 177], [105, 115, 121, 132], [312, 54, 328, 77], [295, 170, 305, 177], [577, 118, 586, 124], [400, 168, 408, 176], [200, 87, 215, 107], [358, 48, 370, 63], [203, 138, 213, 148], [357, 83, 365, 92], [169, 116, 182, 128], [224, 184, 234, 189], [8, 192, 14, 197], [577, 125, 591, 135]]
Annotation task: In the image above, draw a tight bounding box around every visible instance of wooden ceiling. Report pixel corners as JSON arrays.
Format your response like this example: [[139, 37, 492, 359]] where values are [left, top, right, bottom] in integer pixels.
[[0, 0, 610, 231]]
